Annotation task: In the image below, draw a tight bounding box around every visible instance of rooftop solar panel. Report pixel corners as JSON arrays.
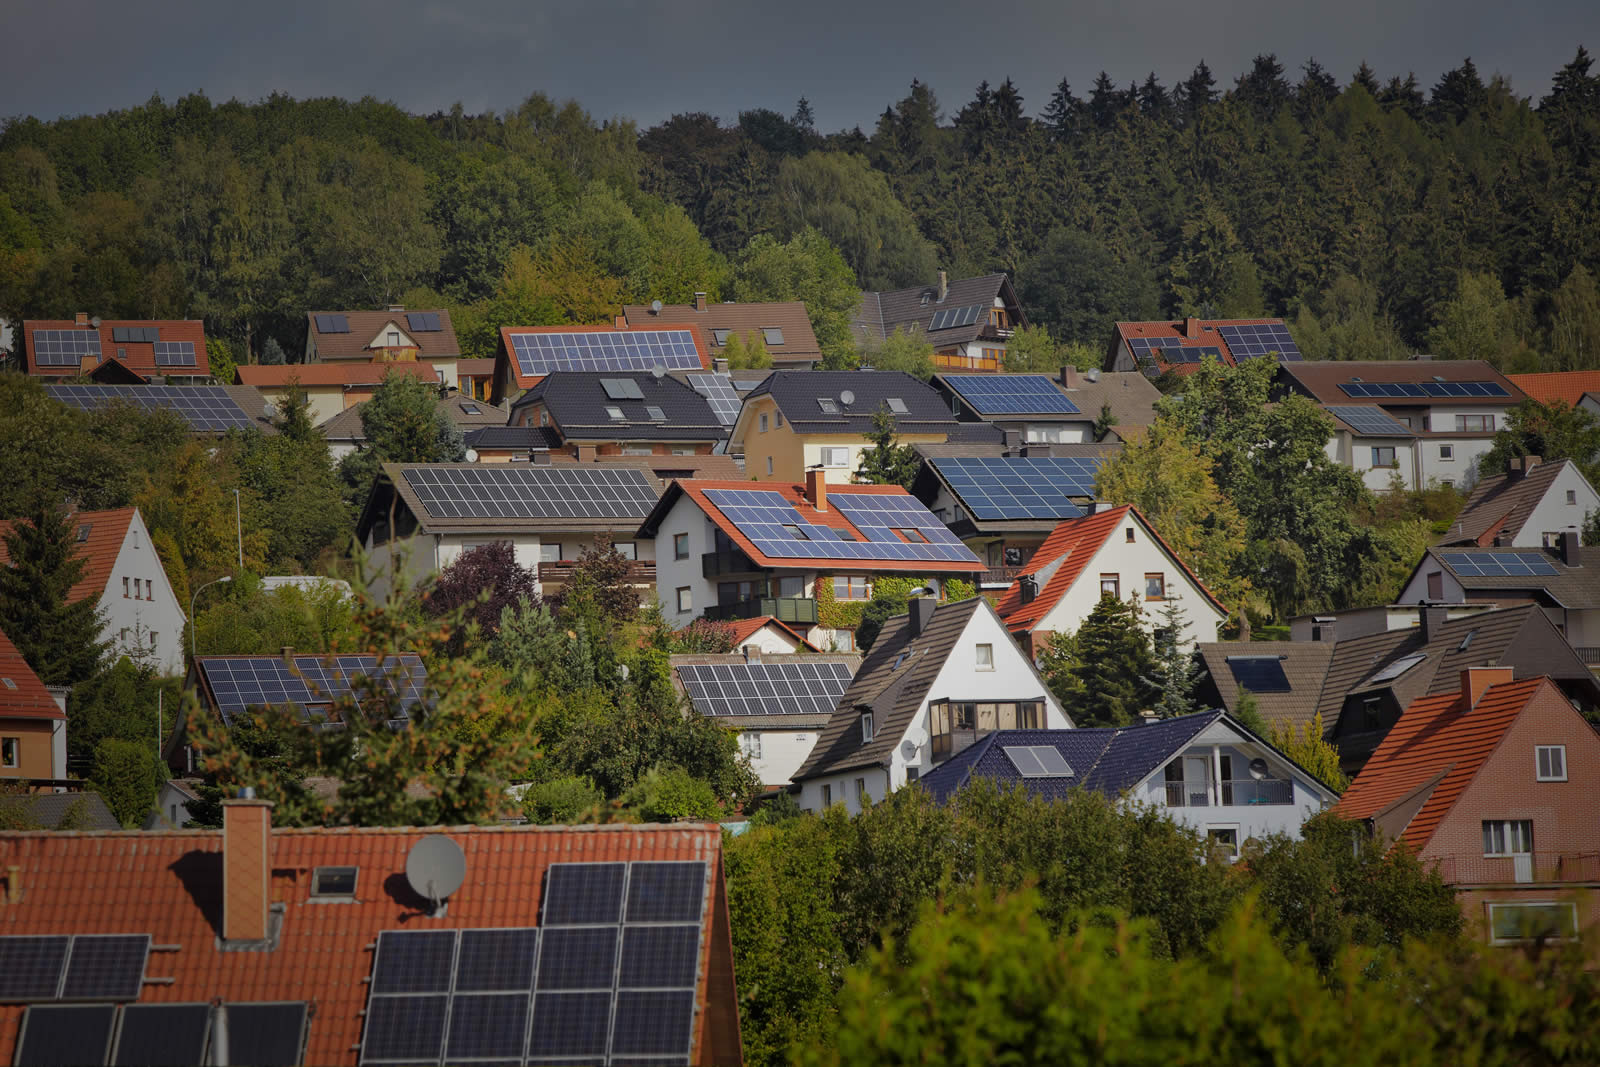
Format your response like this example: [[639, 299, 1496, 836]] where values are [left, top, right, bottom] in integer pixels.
[[152, 340, 197, 367], [703, 488, 978, 565], [927, 304, 984, 331], [1325, 405, 1414, 437], [112, 1003, 210, 1066], [399, 466, 659, 522], [619, 926, 702, 989], [315, 314, 350, 334], [31, 329, 102, 367], [1226, 656, 1291, 693], [455, 928, 540, 993], [510, 330, 702, 377], [677, 661, 855, 718], [536, 927, 620, 991], [528, 992, 612, 1058], [942, 374, 1080, 416], [1217, 322, 1303, 362], [1032, 746, 1074, 776], [625, 862, 708, 924], [15, 1004, 117, 1067], [446, 993, 531, 1061], [610, 990, 696, 1058], [47, 385, 255, 432], [1438, 551, 1559, 578], [542, 863, 628, 926], [223, 1003, 308, 1067], [371, 930, 457, 995], [931, 456, 1101, 521], [406, 312, 443, 333], [360, 994, 448, 1064], [0, 936, 71, 1001], [685, 372, 741, 426], [1005, 746, 1045, 776], [1338, 381, 1512, 399], [196, 653, 426, 726], [59, 935, 149, 1001]]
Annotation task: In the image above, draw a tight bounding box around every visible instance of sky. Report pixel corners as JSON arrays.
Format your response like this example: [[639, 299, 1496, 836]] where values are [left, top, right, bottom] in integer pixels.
[[3, 0, 1598, 132]]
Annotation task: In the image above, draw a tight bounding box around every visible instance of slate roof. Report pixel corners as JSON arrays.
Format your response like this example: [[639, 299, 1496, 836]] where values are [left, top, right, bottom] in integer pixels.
[[1441, 459, 1579, 546], [0, 791, 119, 830], [1412, 545, 1600, 606], [0, 628, 63, 721], [305, 308, 462, 361], [1110, 317, 1287, 376], [738, 370, 957, 437], [0, 507, 135, 604], [853, 273, 1024, 350], [1278, 359, 1524, 407], [623, 301, 822, 366], [237, 361, 440, 388], [1334, 676, 1546, 849], [1194, 642, 1337, 732], [1507, 371, 1600, 408], [510, 372, 727, 442], [21, 319, 211, 378], [0, 821, 741, 1067]]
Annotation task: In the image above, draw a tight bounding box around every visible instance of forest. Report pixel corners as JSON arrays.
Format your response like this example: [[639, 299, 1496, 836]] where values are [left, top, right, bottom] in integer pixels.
[[3, 50, 1600, 372]]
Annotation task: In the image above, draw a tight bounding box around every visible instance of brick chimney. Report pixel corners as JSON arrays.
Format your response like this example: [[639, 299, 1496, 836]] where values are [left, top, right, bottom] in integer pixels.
[[1310, 616, 1335, 643], [936, 270, 948, 303], [742, 644, 762, 663], [75, 312, 89, 326], [805, 469, 828, 512], [1185, 316, 1201, 338], [1418, 604, 1448, 644], [614, 314, 627, 328], [1461, 666, 1515, 711], [387, 304, 404, 313], [222, 792, 273, 943], [694, 292, 707, 313], [1060, 365, 1078, 388]]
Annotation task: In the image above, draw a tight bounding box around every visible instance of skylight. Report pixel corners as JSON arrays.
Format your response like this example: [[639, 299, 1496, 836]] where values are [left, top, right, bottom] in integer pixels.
[[1370, 653, 1426, 684], [762, 327, 785, 346], [817, 398, 840, 414], [887, 397, 909, 413], [1004, 745, 1074, 778], [605, 405, 625, 421], [646, 405, 667, 422]]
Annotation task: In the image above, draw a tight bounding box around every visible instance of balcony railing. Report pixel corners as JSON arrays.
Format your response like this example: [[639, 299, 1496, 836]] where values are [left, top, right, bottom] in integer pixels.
[[538, 560, 655, 587], [1430, 851, 1600, 885], [1574, 646, 1600, 665], [703, 597, 818, 626], [979, 566, 1025, 587], [1165, 778, 1294, 807], [702, 547, 761, 579]]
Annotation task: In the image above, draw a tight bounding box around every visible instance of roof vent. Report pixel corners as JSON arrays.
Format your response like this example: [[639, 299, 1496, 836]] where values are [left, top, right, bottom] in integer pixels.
[[405, 835, 466, 918]]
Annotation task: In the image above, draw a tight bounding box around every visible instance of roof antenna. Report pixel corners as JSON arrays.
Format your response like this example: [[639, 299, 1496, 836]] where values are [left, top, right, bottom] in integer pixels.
[[405, 835, 466, 918]]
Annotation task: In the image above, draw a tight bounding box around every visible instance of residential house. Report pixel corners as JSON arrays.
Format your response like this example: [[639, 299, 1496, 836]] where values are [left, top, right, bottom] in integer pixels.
[[671, 647, 860, 788], [45, 383, 279, 437], [0, 628, 67, 783], [0, 507, 186, 675], [716, 616, 820, 654], [853, 271, 1026, 373], [318, 392, 507, 462], [1105, 316, 1306, 376], [1278, 360, 1527, 491], [490, 324, 712, 405], [508, 372, 727, 458], [1197, 604, 1600, 777], [995, 505, 1229, 658], [930, 367, 1160, 445], [21, 314, 211, 382], [1439, 457, 1600, 548], [1286, 601, 1498, 643], [356, 462, 663, 600], [461, 425, 563, 463], [236, 361, 440, 426], [153, 778, 202, 828], [0, 809, 743, 1065], [918, 712, 1341, 851], [639, 473, 982, 651], [304, 306, 465, 388], [622, 294, 823, 368], [1507, 370, 1600, 417], [1335, 670, 1600, 952], [455, 357, 498, 401], [790, 596, 1070, 813], [730, 371, 958, 484]]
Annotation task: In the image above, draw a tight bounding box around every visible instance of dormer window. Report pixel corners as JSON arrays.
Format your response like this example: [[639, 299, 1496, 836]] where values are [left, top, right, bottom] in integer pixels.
[[860, 713, 875, 742], [387, 331, 400, 347]]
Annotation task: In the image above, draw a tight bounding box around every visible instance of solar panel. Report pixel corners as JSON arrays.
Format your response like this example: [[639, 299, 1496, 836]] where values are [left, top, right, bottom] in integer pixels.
[[360, 994, 449, 1064], [15, 1004, 117, 1067], [223, 1003, 307, 1067], [610, 990, 696, 1058], [1004, 746, 1045, 775], [509, 330, 702, 376], [1033, 746, 1073, 776], [60, 935, 149, 1001], [942, 375, 1080, 416], [619, 926, 702, 989], [406, 312, 443, 333], [602, 378, 645, 400], [111, 327, 159, 344], [371, 930, 457, 994], [47, 385, 255, 432], [1369, 653, 1425, 684], [315, 314, 350, 334], [31, 329, 102, 367], [1325, 405, 1413, 437], [455, 928, 540, 993], [685, 372, 740, 426], [676, 661, 855, 718], [1217, 322, 1303, 362], [1226, 656, 1291, 693], [112, 1003, 210, 1066], [196, 653, 426, 726], [528, 992, 612, 1058], [931, 457, 1101, 521], [447, 993, 530, 1061], [1339, 381, 1511, 399], [927, 304, 983, 331], [152, 341, 197, 367], [542, 863, 628, 926], [1004, 745, 1074, 778], [703, 488, 978, 564], [536, 927, 620, 991], [0, 936, 71, 1000], [1438, 551, 1559, 578], [626, 862, 707, 924], [399, 466, 659, 522]]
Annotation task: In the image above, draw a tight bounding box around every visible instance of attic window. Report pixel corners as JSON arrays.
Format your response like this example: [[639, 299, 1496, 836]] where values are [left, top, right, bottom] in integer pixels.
[[1, 678, 14, 691], [605, 406, 626, 421], [1458, 630, 1476, 652], [817, 398, 839, 414], [892, 651, 910, 671], [886, 398, 909, 414], [75, 524, 91, 542], [1369, 653, 1426, 684], [312, 866, 358, 898], [762, 328, 785, 346], [461, 404, 481, 415], [860, 713, 875, 742], [712, 329, 732, 346], [646, 405, 667, 422]]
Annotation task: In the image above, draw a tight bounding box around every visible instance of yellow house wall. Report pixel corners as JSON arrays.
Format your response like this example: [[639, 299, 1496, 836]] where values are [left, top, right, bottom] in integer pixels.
[[743, 396, 946, 484], [0, 719, 59, 780]]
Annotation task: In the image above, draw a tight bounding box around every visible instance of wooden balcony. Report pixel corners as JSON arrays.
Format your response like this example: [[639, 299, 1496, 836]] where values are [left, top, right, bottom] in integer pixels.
[[538, 560, 655, 587], [979, 566, 1024, 588]]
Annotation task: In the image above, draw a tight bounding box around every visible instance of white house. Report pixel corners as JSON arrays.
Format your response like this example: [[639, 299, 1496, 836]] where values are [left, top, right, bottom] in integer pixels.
[[0, 507, 186, 675], [1439, 457, 1600, 549], [996, 504, 1228, 658], [790, 596, 1071, 814]]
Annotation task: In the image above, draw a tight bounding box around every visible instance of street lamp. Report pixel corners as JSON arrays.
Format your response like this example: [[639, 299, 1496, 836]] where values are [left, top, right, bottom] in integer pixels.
[[190, 575, 233, 665]]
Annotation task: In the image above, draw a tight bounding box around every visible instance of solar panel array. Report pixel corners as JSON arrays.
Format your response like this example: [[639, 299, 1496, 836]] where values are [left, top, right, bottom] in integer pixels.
[[0, 934, 150, 1002], [685, 372, 741, 426], [48, 385, 254, 432], [927, 304, 983, 331], [31, 329, 102, 366], [1004, 745, 1074, 777], [1226, 657, 1291, 693], [509, 330, 702, 376], [314, 314, 350, 333], [1338, 380, 1511, 399], [677, 660, 855, 717], [1217, 322, 1304, 361], [1438, 551, 1560, 577], [1325, 405, 1413, 437], [1124, 336, 1229, 367], [406, 312, 443, 333], [400, 466, 659, 521], [110, 327, 160, 344], [942, 374, 1081, 415], [196, 654, 426, 727], [703, 489, 978, 564], [152, 341, 197, 367], [14, 1001, 308, 1067], [358, 861, 707, 1066], [932, 457, 1102, 520]]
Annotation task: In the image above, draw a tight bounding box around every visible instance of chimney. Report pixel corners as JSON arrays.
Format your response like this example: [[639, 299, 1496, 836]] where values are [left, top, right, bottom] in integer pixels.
[[614, 314, 627, 328], [1310, 616, 1335, 643], [1460, 666, 1515, 711], [1560, 530, 1581, 566], [1002, 430, 1022, 455], [805, 469, 828, 512], [1185, 316, 1201, 338], [1139, 709, 1158, 723], [1418, 604, 1448, 644], [222, 792, 273, 943], [1019, 575, 1038, 605], [1060, 365, 1077, 388], [742, 644, 762, 664], [578, 444, 598, 462], [936, 270, 948, 303], [75, 312, 89, 326], [531, 449, 551, 465], [280, 646, 294, 668], [908, 596, 936, 638], [387, 304, 404, 313], [694, 292, 707, 313]]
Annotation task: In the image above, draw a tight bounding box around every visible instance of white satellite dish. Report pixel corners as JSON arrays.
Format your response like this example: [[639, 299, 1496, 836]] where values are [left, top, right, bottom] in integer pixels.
[[651, 364, 666, 379], [839, 390, 855, 406], [261, 403, 278, 419], [406, 835, 466, 916], [650, 299, 663, 314], [90, 316, 102, 328], [899, 739, 918, 761], [465, 448, 479, 464], [1247, 757, 1270, 781]]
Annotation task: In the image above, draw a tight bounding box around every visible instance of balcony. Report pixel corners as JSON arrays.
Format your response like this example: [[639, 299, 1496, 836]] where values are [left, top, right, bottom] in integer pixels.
[[703, 597, 818, 626], [538, 560, 655, 589], [1430, 851, 1600, 886], [702, 547, 761, 579], [979, 566, 1024, 588], [1164, 778, 1294, 807], [1574, 646, 1600, 666]]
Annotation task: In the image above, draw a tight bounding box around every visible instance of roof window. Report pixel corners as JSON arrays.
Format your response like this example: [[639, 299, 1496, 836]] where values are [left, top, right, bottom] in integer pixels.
[[712, 328, 732, 346], [886, 398, 909, 414], [762, 328, 785, 346], [1370, 653, 1426, 684], [605, 406, 626, 421], [1, 678, 15, 690], [817, 398, 840, 414], [75, 524, 91, 543], [312, 866, 358, 898], [460, 404, 481, 415], [897, 528, 929, 544], [782, 524, 810, 540], [646, 405, 667, 422]]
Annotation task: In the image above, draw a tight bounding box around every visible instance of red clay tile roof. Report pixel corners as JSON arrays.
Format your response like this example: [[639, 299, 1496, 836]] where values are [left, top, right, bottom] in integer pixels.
[[1113, 318, 1285, 375], [0, 628, 63, 720], [1506, 371, 1600, 408], [1333, 676, 1545, 849], [495, 325, 712, 394], [722, 616, 819, 651], [0, 821, 741, 1066], [235, 361, 440, 388], [21, 320, 211, 379], [995, 506, 1226, 633], [306, 309, 462, 361], [0, 507, 134, 604]]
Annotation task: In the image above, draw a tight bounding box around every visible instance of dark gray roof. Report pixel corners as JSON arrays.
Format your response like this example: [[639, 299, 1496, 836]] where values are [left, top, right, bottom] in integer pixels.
[[1442, 460, 1582, 546], [1420, 545, 1600, 606], [1194, 642, 1338, 733], [853, 274, 1025, 349], [319, 393, 507, 441], [0, 791, 121, 830], [464, 425, 561, 451], [510, 372, 726, 442], [743, 370, 958, 436]]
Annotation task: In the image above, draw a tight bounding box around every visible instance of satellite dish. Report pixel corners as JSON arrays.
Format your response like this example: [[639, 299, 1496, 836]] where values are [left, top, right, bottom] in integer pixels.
[[650, 299, 663, 314], [90, 316, 102, 328], [261, 403, 278, 419], [839, 390, 855, 406], [405, 835, 466, 916], [651, 364, 666, 379], [899, 739, 918, 761], [1085, 368, 1102, 383], [1247, 758, 1270, 781], [465, 448, 480, 464]]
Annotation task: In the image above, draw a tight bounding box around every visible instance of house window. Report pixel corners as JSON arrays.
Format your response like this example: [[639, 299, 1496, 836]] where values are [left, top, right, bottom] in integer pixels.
[[822, 784, 832, 807], [614, 542, 637, 561], [622, 446, 652, 456], [671, 447, 695, 456], [606, 406, 626, 421], [675, 587, 692, 613], [1206, 827, 1240, 860], [739, 732, 763, 759], [906, 766, 920, 782], [763, 327, 784, 346], [1427, 571, 1443, 599], [146, 580, 154, 601], [821, 446, 850, 467], [539, 544, 562, 563], [1567, 490, 1578, 505], [777, 576, 805, 598], [833, 576, 871, 600], [1456, 414, 1494, 433], [312, 866, 358, 898], [860, 713, 874, 742], [833, 629, 858, 652], [1100, 574, 1119, 598], [123, 577, 130, 598], [1488, 901, 1579, 945], [1439, 444, 1454, 461], [719, 580, 758, 605], [149, 632, 158, 649], [989, 308, 1009, 329], [975, 643, 994, 670], [759, 413, 769, 433], [388, 330, 400, 347], [1536, 745, 1567, 781], [1482, 819, 1533, 857], [1125, 527, 1135, 543], [1, 737, 17, 768], [673, 533, 689, 560], [1370, 446, 1397, 468], [766, 457, 774, 475], [1145, 573, 1166, 599], [854, 777, 867, 805]]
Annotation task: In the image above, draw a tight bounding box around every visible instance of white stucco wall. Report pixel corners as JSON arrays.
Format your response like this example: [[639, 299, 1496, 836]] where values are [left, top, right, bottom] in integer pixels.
[[1418, 436, 1496, 488], [1503, 464, 1600, 547], [736, 628, 806, 655], [741, 728, 822, 788], [101, 511, 187, 675], [654, 495, 721, 624], [1395, 561, 1467, 606]]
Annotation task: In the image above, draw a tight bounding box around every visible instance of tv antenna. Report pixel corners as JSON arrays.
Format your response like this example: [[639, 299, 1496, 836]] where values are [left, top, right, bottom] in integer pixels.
[[405, 835, 466, 917]]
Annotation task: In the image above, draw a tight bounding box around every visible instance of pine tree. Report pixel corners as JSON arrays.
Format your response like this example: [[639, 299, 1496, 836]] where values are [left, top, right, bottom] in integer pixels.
[[1178, 61, 1218, 123], [856, 408, 920, 488], [0, 499, 108, 685], [1145, 596, 1201, 719], [1351, 62, 1381, 97], [1041, 78, 1082, 139], [1040, 594, 1157, 727]]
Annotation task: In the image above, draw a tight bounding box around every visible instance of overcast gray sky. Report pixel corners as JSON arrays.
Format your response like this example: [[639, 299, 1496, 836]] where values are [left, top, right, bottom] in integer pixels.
[[3, 0, 1597, 131]]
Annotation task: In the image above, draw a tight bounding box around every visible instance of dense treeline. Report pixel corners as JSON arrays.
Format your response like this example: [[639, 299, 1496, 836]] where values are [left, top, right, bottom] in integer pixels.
[[4, 51, 1600, 370]]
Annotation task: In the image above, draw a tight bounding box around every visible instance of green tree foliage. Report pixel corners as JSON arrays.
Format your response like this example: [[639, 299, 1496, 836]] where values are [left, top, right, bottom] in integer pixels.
[[520, 776, 603, 824], [337, 371, 464, 508], [730, 229, 860, 366], [1266, 713, 1350, 792], [190, 576, 359, 661], [67, 656, 182, 762], [1478, 398, 1600, 485], [89, 738, 165, 826], [859, 326, 935, 379], [423, 541, 539, 648], [855, 407, 922, 488], [1038, 594, 1157, 725], [768, 152, 938, 290], [1290, 275, 1411, 361], [1021, 230, 1162, 344], [720, 330, 772, 370], [618, 765, 722, 821], [229, 385, 349, 569], [0, 499, 107, 685], [1426, 271, 1529, 366], [1146, 596, 1202, 719]]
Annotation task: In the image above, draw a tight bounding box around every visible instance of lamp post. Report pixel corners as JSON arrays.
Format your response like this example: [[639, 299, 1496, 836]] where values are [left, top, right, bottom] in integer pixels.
[[190, 575, 233, 665], [233, 489, 243, 572]]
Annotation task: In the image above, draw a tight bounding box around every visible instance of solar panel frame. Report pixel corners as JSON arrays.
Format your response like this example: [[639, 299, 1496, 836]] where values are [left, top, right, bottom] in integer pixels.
[[1004, 746, 1045, 776], [111, 1002, 211, 1066], [941, 374, 1081, 416], [14, 1003, 118, 1067], [703, 488, 978, 564], [1325, 405, 1414, 437], [928, 304, 984, 331], [1339, 381, 1512, 400], [542, 863, 628, 926], [609, 990, 697, 1058], [625, 862, 708, 925], [455, 928, 541, 994], [509, 330, 702, 377], [528, 992, 613, 1059], [31, 329, 103, 367], [446, 993, 532, 1062], [1438, 551, 1559, 578], [197, 653, 426, 726], [315, 314, 350, 334], [536, 927, 620, 991], [1032, 746, 1074, 776], [370, 929, 458, 995], [400, 466, 660, 522], [0, 936, 71, 1001], [360, 993, 450, 1065], [1217, 323, 1304, 362], [618, 926, 702, 990], [406, 311, 443, 333], [59, 934, 150, 1001], [152, 340, 197, 367]]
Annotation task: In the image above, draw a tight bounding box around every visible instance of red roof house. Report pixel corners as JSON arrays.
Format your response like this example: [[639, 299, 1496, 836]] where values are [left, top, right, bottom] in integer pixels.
[[1105, 316, 1304, 377], [0, 628, 67, 782], [21, 317, 210, 380], [492, 325, 711, 404]]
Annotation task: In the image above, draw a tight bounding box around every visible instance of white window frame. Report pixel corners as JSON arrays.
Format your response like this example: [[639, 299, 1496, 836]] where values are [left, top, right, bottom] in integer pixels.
[[860, 713, 874, 742], [833, 629, 858, 652], [613, 541, 637, 561], [740, 731, 763, 759], [1206, 825, 1241, 860], [538, 543, 562, 563], [1482, 819, 1533, 857], [675, 586, 692, 614], [1, 736, 17, 768], [673, 533, 689, 560], [1486, 901, 1579, 945], [1536, 745, 1567, 782], [975, 643, 994, 671], [1567, 490, 1578, 505], [854, 777, 867, 804], [1439, 444, 1454, 461], [622, 446, 652, 456], [821, 784, 832, 808], [758, 413, 769, 433], [766, 457, 774, 475], [821, 446, 850, 467]]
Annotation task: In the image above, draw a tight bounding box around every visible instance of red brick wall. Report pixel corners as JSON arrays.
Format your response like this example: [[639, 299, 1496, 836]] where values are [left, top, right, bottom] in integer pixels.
[[594, 442, 714, 457]]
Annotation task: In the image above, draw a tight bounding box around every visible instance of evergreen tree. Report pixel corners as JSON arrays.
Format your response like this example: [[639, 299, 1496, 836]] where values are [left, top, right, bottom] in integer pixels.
[[0, 499, 107, 685], [1041, 77, 1082, 138], [1351, 62, 1381, 96], [1234, 54, 1291, 121], [856, 408, 920, 489], [1145, 595, 1201, 719], [259, 337, 287, 366], [1178, 60, 1218, 122], [1138, 73, 1173, 124], [1038, 594, 1157, 727], [791, 97, 816, 131], [1266, 712, 1348, 791], [1088, 72, 1125, 128], [1380, 72, 1425, 117], [1430, 57, 1488, 124]]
